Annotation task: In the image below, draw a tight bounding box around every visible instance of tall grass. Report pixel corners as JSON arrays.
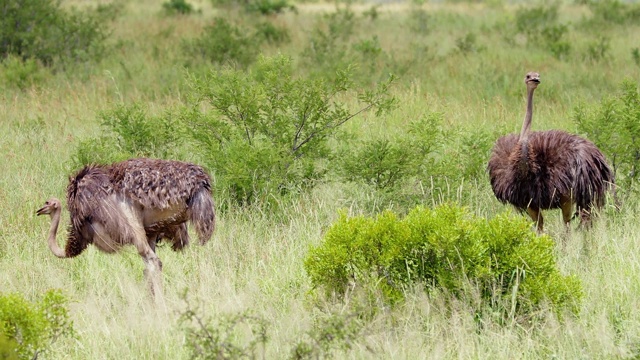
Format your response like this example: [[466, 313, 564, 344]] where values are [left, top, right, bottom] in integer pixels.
[[2, 0, 640, 358]]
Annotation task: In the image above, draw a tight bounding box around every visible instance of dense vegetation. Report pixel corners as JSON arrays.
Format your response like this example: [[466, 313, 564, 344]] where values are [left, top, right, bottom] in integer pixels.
[[1, 0, 640, 358]]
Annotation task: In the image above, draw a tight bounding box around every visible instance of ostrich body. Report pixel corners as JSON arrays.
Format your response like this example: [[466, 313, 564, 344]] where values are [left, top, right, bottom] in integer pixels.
[[487, 72, 613, 232], [36, 158, 215, 295]]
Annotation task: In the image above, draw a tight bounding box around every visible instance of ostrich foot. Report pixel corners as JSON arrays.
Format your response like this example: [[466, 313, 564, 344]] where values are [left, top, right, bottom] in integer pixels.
[[143, 257, 164, 304]]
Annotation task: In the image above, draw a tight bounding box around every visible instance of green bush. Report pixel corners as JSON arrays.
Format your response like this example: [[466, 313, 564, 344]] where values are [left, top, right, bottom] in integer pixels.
[[209, 0, 294, 15], [632, 48, 640, 67], [304, 204, 582, 315], [254, 21, 290, 45], [0, 289, 74, 360], [541, 24, 571, 60], [514, 3, 560, 40], [302, 7, 356, 74], [163, 0, 195, 15], [455, 32, 484, 55], [513, 4, 571, 59], [179, 292, 268, 360], [0, 0, 109, 68], [179, 292, 365, 360], [71, 102, 184, 168], [579, 0, 640, 27], [183, 17, 261, 68], [246, 0, 294, 15], [183, 54, 396, 205], [336, 113, 443, 192], [0, 55, 48, 90], [290, 312, 363, 360], [583, 36, 610, 63], [338, 138, 416, 191], [440, 125, 499, 182], [574, 80, 639, 192], [0, 334, 19, 360]]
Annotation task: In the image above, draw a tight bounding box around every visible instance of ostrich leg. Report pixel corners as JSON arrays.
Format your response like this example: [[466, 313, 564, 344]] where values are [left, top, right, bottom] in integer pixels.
[[561, 195, 573, 230], [132, 224, 164, 299], [526, 207, 544, 233]]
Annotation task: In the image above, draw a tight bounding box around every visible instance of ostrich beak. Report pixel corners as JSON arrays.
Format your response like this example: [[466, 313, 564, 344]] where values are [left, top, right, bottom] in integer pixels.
[[36, 206, 49, 216]]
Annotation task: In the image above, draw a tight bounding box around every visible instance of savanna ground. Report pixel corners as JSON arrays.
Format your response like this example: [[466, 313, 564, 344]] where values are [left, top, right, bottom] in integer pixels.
[[2, 0, 640, 358]]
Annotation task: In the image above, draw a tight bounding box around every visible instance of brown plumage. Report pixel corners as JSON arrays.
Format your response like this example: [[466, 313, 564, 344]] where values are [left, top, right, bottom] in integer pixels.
[[36, 158, 216, 296], [487, 72, 613, 232]]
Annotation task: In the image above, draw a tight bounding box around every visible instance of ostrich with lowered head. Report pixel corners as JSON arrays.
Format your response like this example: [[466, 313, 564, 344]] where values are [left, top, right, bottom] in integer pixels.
[[36, 158, 215, 296], [487, 72, 613, 232]]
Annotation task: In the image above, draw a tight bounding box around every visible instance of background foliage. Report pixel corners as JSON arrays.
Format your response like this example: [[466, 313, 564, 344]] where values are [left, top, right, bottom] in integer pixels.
[[1, 0, 640, 358]]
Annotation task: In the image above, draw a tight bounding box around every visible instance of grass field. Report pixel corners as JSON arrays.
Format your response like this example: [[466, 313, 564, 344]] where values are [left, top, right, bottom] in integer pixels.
[[2, 0, 640, 358]]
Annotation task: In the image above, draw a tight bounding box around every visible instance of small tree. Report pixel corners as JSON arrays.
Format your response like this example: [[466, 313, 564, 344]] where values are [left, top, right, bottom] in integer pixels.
[[184, 54, 396, 205]]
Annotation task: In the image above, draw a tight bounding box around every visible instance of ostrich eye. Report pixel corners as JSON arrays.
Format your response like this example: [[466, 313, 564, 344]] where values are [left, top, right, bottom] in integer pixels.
[[526, 75, 530, 79]]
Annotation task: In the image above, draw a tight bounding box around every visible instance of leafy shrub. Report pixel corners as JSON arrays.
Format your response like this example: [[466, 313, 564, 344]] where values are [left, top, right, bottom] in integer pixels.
[[439, 126, 499, 182], [513, 4, 571, 59], [183, 18, 261, 68], [72, 103, 184, 168], [362, 6, 379, 21], [302, 7, 356, 74], [455, 32, 484, 55], [409, 8, 431, 35], [574, 80, 640, 192], [583, 36, 610, 63], [210, 0, 294, 15], [514, 3, 560, 40], [301, 7, 399, 84], [246, 0, 294, 15], [183, 54, 396, 205], [290, 312, 363, 360], [633, 48, 640, 67], [0, 334, 18, 360], [0, 0, 109, 68], [163, 0, 194, 15], [579, 0, 640, 27], [0, 289, 74, 360], [0, 55, 48, 90], [304, 204, 582, 315], [338, 138, 416, 191], [541, 24, 571, 60], [254, 21, 291, 45], [337, 113, 443, 192], [179, 292, 366, 360], [179, 294, 268, 359]]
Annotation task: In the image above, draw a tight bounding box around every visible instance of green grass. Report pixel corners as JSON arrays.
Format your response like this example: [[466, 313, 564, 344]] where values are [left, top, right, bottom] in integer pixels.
[[2, 0, 640, 358]]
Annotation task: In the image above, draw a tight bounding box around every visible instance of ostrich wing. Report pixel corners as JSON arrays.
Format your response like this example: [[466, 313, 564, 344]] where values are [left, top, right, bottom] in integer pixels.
[[487, 134, 519, 204], [67, 165, 114, 229], [108, 158, 212, 209]]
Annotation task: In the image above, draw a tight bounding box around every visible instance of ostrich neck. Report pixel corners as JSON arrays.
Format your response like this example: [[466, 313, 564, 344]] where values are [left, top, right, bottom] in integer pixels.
[[519, 86, 535, 141], [516, 86, 536, 174], [47, 209, 67, 258]]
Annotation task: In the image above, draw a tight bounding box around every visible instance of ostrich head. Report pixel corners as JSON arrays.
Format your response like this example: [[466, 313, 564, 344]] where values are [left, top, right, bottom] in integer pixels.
[[525, 72, 540, 90], [36, 198, 61, 216]]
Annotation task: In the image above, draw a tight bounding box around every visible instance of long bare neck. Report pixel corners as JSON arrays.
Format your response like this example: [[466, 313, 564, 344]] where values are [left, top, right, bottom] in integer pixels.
[[515, 85, 536, 174], [519, 86, 536, 142], [47, 209, 67, 258]]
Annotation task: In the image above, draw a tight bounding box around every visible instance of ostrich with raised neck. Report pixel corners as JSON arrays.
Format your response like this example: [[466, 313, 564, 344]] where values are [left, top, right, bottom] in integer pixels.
[[36, 158, 216, 296], [487, 72, 614, 232]]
